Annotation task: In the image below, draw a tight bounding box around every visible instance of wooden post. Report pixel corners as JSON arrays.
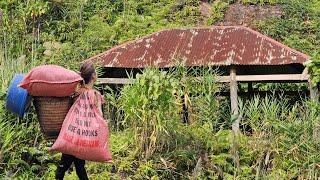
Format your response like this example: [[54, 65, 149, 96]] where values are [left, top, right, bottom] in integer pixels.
[[309, 78, 319, 102], [304, 68, 318, 102], [230, 68, 239, 133], [248, 82, 253, 97], [230, 68, 240, 172]]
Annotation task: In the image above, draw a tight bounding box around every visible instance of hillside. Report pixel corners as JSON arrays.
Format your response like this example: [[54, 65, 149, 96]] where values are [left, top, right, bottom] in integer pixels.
[[1, 0, 320, 179]]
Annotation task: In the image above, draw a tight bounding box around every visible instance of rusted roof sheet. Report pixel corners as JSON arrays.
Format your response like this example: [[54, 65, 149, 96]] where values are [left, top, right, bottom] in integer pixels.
[[88, 26, 310, 68]]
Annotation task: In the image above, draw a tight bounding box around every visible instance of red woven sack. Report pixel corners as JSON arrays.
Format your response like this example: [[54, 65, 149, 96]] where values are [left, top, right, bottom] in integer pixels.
[[19, 65, 82, 97], [50, 89, 112, 162]]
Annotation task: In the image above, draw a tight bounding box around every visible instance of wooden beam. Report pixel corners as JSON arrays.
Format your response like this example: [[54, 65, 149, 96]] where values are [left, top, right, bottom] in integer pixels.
[[234, 74, 309, 82], [302, 68, 308, 75], [97, 78, 133, 84], [97, 74, 309, 85], [230, 68, 239, 133], [215, 76, 230, 82], [219, 90, 309, 97], [195, 74, 308, 82]]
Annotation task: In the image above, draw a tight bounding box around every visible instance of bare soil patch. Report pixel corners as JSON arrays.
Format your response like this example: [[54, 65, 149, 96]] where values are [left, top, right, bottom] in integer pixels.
[[216, 3, 282, 28]]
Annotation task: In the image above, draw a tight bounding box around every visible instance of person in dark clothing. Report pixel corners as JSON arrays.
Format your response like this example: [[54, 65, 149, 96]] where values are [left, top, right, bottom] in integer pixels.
[[55, 154, 88, 180], [55, 60, 99, 180]]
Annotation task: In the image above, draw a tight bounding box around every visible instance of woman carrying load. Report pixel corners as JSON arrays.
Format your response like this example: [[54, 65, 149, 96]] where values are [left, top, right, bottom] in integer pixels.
[[55, 60, 110, 180]]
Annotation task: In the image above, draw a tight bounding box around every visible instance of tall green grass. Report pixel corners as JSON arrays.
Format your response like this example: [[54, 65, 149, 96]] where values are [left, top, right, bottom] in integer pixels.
[[238, 96, 320, 179], [0, 17, 51, 179], [100, 67, 320, 179]]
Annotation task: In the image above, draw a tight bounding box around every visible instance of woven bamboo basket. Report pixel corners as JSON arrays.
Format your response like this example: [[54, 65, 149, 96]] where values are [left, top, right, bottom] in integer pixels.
[[33, 96, 73, 140]]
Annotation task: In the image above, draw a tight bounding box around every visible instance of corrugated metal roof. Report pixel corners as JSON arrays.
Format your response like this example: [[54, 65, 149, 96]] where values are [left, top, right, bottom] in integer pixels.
[[88, 26, 310, 68]]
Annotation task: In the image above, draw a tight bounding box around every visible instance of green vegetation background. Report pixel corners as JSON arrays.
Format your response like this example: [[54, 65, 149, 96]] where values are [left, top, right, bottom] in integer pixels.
[[0, 0, 320, 179]]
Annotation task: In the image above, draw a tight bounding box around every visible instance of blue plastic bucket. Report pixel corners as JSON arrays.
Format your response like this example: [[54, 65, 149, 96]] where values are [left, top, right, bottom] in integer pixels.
[[6, 74, 31, 118]]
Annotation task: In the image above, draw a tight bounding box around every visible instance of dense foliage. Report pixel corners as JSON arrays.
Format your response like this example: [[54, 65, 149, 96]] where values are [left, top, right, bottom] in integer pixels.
[[1, 0, 320, 179]]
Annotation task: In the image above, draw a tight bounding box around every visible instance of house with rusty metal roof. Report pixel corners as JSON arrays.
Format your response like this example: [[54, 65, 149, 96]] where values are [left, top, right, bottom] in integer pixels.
[[88, 26, 308, 67], [86, 26, 317, 132]]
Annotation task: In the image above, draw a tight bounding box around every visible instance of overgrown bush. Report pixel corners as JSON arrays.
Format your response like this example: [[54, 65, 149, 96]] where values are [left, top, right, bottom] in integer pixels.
[[1, 0, 320, 179], [117, 66, 221, 159]]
